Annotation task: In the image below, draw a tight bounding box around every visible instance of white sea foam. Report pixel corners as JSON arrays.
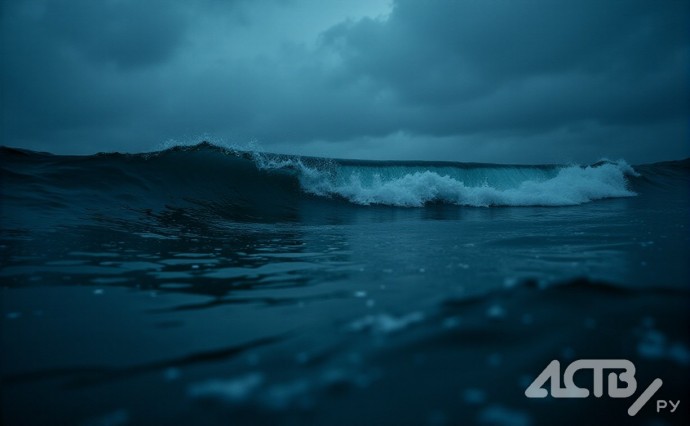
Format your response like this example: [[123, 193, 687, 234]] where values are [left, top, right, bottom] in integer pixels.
[[188, 373, 264, 403], [254, 154, 639, 207], [347, 312, 425, 334], [307, 161, 638, 207]]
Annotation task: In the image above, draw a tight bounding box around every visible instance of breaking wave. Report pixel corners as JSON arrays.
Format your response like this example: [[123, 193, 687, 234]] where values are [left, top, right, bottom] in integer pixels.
[[254, 154, 639, 207], [3, 142, 680, 227]]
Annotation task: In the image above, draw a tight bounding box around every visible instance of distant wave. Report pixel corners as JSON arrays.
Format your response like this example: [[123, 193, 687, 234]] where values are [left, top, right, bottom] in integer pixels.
[[2, 142, 685, 226]]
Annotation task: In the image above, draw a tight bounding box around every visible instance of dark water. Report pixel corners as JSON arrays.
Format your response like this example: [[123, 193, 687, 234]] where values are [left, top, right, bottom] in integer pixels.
[[1, 144, 689, 425]]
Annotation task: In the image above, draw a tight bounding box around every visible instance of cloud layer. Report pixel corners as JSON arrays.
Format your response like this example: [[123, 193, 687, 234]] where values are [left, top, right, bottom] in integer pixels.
[[1, 0, 688, 163]]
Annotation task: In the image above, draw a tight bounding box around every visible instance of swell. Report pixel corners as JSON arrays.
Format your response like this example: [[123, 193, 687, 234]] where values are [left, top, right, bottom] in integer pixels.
[[1, 143, 687, 226], [0, 143, 304, 226]]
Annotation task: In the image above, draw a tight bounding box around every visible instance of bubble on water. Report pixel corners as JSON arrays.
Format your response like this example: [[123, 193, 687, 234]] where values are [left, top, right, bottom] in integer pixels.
[[164, 368, 181, 381], [347, 312, 425, 334], [462, 388, 486, 405], [477, 404, 532, 426], [443, 316, 461, 329], [188, 373, 264, 403], [487, 305, 505, 319]]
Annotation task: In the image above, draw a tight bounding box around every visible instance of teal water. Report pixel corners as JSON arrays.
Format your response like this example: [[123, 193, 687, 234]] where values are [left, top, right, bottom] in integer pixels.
[[1, 145, 688, 425]]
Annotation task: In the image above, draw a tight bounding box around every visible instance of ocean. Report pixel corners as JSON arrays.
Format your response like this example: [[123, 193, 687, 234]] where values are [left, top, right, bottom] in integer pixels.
[[1, 143, 688, 425]]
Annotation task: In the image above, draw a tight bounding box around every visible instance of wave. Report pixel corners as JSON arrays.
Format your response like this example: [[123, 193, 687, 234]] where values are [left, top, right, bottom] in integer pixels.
[[1, 143, 684, 224], [255, 154, 638, 207]]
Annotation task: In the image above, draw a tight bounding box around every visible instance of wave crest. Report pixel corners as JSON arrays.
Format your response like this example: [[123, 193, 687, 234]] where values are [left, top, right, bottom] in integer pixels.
[[1, 143, 643, 215], [255, 156, 639, 207]]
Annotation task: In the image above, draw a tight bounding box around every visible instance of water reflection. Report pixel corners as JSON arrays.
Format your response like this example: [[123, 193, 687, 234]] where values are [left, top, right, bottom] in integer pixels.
[[1, 208, 356, 306]]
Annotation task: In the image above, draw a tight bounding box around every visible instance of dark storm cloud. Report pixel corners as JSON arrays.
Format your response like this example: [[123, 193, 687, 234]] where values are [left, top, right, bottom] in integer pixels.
[[40, 0, 187, 69], [318, 0, 689, 135], [1, 0, 688, 163], [0, 0, 189, 144]]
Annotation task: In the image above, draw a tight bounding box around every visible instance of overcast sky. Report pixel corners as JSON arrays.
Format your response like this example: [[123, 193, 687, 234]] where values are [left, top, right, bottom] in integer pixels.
[[1, 0, 688, 164]]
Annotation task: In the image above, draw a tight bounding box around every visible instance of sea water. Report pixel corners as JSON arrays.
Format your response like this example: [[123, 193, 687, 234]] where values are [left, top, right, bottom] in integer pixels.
[[1, 143, 688, 425]]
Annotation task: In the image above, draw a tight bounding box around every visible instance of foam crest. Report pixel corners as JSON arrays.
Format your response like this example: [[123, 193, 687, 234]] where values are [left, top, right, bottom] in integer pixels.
[[259, 158, 638, 207], [231, 149, 639, 207]]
